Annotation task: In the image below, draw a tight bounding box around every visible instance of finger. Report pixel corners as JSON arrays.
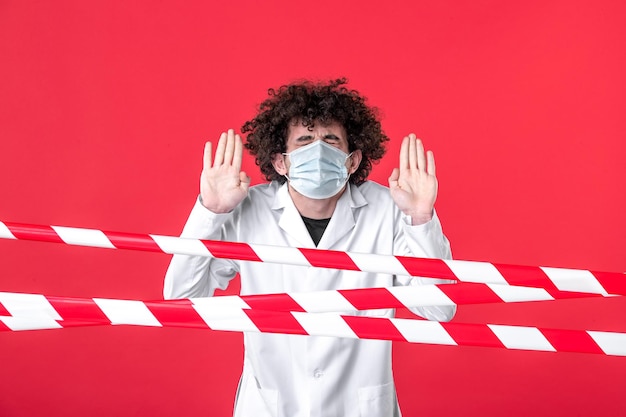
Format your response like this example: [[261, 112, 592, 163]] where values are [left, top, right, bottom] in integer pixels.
[[224, 129, 236, 165], [416, 138, 426, 172], [213, 132, 227, 167], [399, 136, 409, 171], [203, 141, 213, 172], [408, 134, 418, 170], [233, 133, 243, 172], [388, 168, 399, 188], [427, 150, 436, 176]]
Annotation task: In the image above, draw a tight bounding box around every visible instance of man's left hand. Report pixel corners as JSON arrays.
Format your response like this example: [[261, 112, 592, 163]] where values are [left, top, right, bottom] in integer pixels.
[[388, 134, 438, 225]]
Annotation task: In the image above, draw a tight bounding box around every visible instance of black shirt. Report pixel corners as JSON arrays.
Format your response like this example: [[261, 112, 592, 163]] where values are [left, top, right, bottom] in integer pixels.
[[301, 216, 331, 247]]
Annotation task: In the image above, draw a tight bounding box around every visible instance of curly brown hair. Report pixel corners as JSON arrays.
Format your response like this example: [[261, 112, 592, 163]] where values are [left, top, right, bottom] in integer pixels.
[[242, 78, 389, 185]]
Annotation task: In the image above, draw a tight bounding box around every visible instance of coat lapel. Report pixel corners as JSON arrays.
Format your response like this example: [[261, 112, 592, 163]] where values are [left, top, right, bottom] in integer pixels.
[[317, 184, 367, 249], [272, 183, 316, 248], [272, 183, 369, 249]]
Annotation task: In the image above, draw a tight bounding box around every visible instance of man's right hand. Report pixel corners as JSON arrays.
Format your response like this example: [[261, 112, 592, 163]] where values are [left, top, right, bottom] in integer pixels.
[[200, 129, 250, 213]]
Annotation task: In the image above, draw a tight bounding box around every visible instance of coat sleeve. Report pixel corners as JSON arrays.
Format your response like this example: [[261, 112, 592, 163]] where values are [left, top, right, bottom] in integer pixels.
[[393, 209, 457, 322], [163, 196, 239, 299]]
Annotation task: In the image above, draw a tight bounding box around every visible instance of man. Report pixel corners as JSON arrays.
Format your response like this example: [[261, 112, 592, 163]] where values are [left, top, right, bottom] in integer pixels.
[[164, 78, 455, 417]]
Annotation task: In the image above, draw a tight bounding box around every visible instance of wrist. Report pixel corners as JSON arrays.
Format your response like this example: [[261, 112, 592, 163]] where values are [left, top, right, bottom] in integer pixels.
[[406, 209, 433, 225]]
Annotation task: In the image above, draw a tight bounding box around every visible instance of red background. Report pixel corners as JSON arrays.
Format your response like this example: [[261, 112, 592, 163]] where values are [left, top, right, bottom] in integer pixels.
[[1, 1, 625, 416]]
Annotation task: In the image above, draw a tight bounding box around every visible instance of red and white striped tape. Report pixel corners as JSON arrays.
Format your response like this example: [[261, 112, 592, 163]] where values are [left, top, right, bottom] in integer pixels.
[[1, 221, 624, 295], [0, 283, 607, 320], [0, 292, 624, 356]]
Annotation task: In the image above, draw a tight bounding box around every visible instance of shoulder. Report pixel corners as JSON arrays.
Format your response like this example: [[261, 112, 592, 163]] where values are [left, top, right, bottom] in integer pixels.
[[354, 180, 391, 198], [238, 181, 281, 210], [248, 181, 281, 197], [349, 181, 396, 214]]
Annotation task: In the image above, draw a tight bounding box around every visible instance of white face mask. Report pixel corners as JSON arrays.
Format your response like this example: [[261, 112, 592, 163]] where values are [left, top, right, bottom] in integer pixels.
[[283, 140, 353, 199]]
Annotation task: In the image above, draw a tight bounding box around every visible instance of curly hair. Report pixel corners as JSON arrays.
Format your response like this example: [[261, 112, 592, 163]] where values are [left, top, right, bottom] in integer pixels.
[[242, 78, 389, 185]]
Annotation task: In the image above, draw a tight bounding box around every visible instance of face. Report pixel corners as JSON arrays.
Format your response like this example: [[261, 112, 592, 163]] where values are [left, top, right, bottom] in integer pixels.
[[272, 120, 362, 176], [285, 120, 350, 154]]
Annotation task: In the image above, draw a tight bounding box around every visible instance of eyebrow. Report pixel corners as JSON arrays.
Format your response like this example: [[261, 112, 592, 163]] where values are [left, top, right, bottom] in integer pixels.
[[295, 134, 341, 142]]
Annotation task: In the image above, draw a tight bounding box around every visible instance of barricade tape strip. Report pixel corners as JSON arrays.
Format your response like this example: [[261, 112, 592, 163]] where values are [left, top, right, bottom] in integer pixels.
[[0, 284, 611, 322], [1, 302, 624, 356], [1, 221, 625, 296]]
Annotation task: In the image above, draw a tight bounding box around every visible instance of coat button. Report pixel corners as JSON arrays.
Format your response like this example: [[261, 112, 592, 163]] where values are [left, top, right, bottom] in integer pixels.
[[313, 369, 323, 378]]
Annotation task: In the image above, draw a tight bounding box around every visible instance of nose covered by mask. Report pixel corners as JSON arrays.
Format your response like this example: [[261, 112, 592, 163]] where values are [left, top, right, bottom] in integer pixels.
[[284, 140, 353, 199]]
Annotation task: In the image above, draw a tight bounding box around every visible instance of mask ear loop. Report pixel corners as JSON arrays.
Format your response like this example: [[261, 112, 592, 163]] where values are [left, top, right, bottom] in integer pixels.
[[344, 152, 355, 184], [345, 151, 355, 171], [281, 153, 291, 183]]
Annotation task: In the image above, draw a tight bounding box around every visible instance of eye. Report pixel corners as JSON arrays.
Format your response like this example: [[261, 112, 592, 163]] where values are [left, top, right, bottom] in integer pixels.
[[323, 134, 341, 143], [295, 136, 315, 146]]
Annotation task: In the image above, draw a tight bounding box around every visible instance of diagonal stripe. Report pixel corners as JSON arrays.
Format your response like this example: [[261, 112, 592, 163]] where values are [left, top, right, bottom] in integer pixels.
[[587, 331, 626, 356], [588, 271, 626, 296], [292, 312, 358, 338], [244, 310, 307, 335], [5, 223, 64, 243], [342, 315, 407, 342], [391, 319, 457, 345], [299, 248, 360, 270], [387, 285, 455, 307], [541, 267, 608, 295], [192, 301, 257, 331], [0, 316, 62, 331], [52, 226, 116, 248], [203, 240, 262, 262], [290, 290, 357, 313], [47, 296, 110, 323], [441, 322, 505, 348], [396, 257, 457, 280], [242, 293, 305, 312], [0, 292, 62, 319], [349, 253, 409, 276], [444, 260, 508, 284], [146, 299, 209, 329], [440, 283, 502, 304], [191, 296, 250, 318], [0, 221, 17, 239], [488, 324, 555, 352], [0, 301, 10, 316], [150, 235, 210, 256], [339, 287, 405, 310], [249, 244, 308, 266], [540, 328, 605, 354], [104, 231, 162, 252], [93, 299, 162, 326], [493, 263, 559, 291], [0, 319, 10, 331], [486, 284, 554, 303]]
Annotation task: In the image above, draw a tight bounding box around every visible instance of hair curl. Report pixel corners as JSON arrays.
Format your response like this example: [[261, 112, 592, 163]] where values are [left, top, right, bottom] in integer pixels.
[[242, 78, 389, 185]]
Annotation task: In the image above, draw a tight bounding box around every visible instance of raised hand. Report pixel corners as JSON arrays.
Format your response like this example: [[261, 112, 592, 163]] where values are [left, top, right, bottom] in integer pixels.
[[200, 129, 251, 213], [388, 134, 438, 225]]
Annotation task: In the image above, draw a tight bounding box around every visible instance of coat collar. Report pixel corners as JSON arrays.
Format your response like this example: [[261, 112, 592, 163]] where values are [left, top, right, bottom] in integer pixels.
[[271, 182, 368, 249]]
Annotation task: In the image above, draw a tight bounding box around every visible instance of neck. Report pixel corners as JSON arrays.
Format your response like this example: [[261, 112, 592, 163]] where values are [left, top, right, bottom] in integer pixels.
[[288, 184, 347, 219]]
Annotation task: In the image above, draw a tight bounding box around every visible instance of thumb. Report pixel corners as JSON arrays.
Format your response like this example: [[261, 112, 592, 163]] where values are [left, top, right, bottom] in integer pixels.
[[388, 168, 399, 188], [239, 172, 251, 189]]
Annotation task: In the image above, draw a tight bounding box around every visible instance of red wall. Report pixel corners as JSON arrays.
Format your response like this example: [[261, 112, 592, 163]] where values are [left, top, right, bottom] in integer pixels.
[[1, 1, 625, 416]]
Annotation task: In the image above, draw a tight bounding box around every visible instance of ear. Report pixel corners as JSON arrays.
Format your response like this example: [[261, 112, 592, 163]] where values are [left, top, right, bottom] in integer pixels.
[[272, 153, 288, 176], [347, 149, 362, 175]]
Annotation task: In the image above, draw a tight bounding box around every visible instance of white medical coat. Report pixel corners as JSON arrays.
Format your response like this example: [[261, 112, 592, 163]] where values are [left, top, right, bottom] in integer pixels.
[[164, 181, 454, 417]]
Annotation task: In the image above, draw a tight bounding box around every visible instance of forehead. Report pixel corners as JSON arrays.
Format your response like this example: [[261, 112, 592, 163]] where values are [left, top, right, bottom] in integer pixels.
[[287, 119, 347, 138]]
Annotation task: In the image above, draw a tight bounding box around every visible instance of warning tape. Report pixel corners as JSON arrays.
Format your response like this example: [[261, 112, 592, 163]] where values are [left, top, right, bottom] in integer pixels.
[[1, 221, 624, 295], [0, 283, 608, 319], [0, 291, 624, 356]]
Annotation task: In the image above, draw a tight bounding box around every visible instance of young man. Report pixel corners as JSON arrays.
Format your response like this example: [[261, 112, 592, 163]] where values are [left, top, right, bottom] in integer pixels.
[[164, 79, 455, 417]]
